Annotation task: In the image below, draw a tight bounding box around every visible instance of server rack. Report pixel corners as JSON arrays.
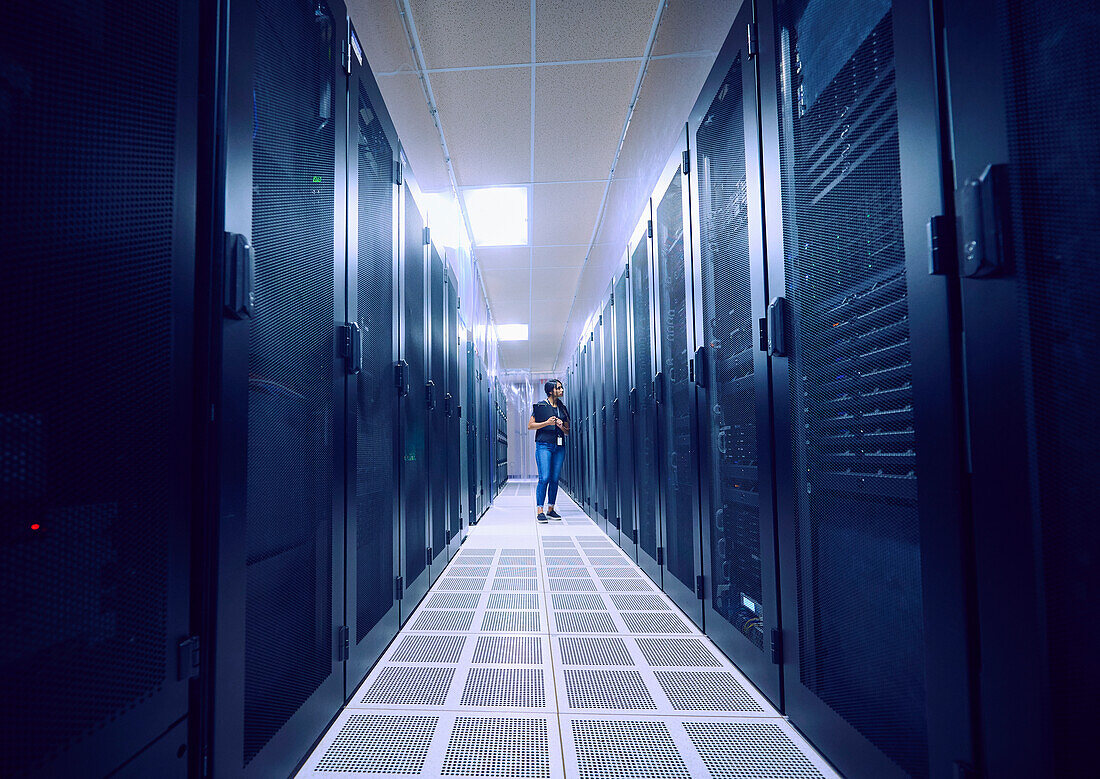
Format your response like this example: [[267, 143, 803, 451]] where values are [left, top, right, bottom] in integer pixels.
[[591, 317, 606, 531], [344, 25, 402, 691], [445, 268, 464, 557], [208, 0, 348, 774], [601, 299, 620, 543], [398, 183, 431, 613], [943, 0, 1098, 773], [465, 343, 479, 524], [427, 243, 448, 580], [686, 5, 782, 705], [652, 143, 705, 627], [615, 262, 639, 561], [629, 209, 665, 584], [1, 3, 198, 775], [759, 0, 975, 774]]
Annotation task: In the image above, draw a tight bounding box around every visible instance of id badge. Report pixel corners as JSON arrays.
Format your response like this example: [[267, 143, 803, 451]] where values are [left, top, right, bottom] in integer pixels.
[[557, 436, 564, 447]]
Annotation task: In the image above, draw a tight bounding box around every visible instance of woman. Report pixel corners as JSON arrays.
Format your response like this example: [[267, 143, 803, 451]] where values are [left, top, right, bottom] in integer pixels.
[[528, 379, 569, 524]]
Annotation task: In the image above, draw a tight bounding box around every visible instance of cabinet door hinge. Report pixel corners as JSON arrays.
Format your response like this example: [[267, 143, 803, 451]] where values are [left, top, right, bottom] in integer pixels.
[[395, 361, 409, 395], [337, 625, 350, 661], [747, 23, 759, 57], [682, 149, 691, 175], [656, 546, 664, 566], [771, 628, 782, 664], [696, 574, 705, 599], [647, 219, 653, 238], [340, 322, 362, 374], [766, 297, 789, 357], [426, 546, 433, 567], [177, 636, 200, 681], [609, 292, 614, 306], [423, 226, 431, 245], [927, 214, 956, 275], [395, 576, 404, 600], [632, 526, 638, 544], [393, 159, 403, 185]]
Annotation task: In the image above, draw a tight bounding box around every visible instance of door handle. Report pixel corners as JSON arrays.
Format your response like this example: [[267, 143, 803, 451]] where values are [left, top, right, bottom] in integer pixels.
[[693, 345, 708, 388], [767, 298, 788, 357]]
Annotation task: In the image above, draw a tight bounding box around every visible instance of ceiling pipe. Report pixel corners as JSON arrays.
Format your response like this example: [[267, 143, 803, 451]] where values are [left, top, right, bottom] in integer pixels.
[[551, 0, 668, 371]]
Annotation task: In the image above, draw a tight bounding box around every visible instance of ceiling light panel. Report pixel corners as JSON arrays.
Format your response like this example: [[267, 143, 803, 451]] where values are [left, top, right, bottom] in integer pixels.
[[497, 324, 529, 341], [464, 186, 529, 246]]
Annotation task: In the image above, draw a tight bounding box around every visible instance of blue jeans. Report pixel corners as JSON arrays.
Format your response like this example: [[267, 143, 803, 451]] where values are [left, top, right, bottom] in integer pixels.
[[535, 442, 565, 508]]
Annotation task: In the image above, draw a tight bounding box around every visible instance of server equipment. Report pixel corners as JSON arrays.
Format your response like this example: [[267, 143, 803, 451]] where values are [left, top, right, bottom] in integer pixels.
[[600, 299, 620, 543], [427, 243, 448, 581], [1, 2, 198, 776], [445, 268, 464, 557], [614, 267, 639, 561]]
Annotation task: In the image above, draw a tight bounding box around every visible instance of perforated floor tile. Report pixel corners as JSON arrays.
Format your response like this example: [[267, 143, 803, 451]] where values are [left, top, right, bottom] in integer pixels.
[[311, 713, 437, 774], [654, 671, 765, 713], [472, 636, 545, 665], [601, 578, 656, 592], [499, 556, 538, 566], [562, 669, 656, 710], [481, 610, 542, 632], [682, 721, 827, 778], [496, 566, 539, 577], [438, 577, 491, 591], [609, 593, 672, 611], [551, 594, 607, 611], [553, 611, 619, 633], [441, 716, 551, 778], [636, 638, 723, 667], [488, 593, 540, 610], [390, 634, 467, 664], [545, 556, 585, 565], [461, 668, 547, 709], [429, 592, 482, 610], [360, 666, 455, 707], [492, 577, 539, 591], [557, 637, 633, 666], [622, 612, 694, 634], [547, 566, 592, 577], [449, 565, 492, 576], [568, 718, 689, 779], [550, 578, 598, 592], [410, 610, 476, 632]]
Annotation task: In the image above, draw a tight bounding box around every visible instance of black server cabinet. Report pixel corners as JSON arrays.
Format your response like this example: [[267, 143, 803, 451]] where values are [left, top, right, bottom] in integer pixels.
[[465, 343, 479, 525], [399, 185, 430, 614], [653, 144, 705, 626], [209, 0, 347, 774], [943, 0, 1098, 774], [630, 216, 664, 584], [614, 269, 638, 560], [760, 0, 976, 774], [345, 33, 401, 686], [457, 328, 469, 540], [687, 5, 782, 705], [601, 300, 619, 542], [427, 244, 447, 579], [0, 3, 197, 776], [591, 318, 606, 531], [446, 269, 464, 557], [586, 340, 597, 516]]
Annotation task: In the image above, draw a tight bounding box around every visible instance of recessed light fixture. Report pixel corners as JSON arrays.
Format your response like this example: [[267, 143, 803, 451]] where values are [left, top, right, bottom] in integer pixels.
[[496, 324, 529, 341], [463, 186, 528, 246], [424, 193, 466, 249]]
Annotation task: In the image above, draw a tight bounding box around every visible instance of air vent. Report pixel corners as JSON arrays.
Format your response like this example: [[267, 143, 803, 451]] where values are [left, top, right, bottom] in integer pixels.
[[597, 569, 643, 580], [361, 666, 454, 706], [503, 548, 536, 555], [570, 719, 688, 779], [482, 611, 542, 632], [410, 610, 476, 632], [449, 564, 492, 577], [314, 714, 437, 773], [497, 565, 538, 577], [391, 635, 466, 664], [654, 671, 764, 712], [500, 556, 538, 566], [548, 566, 592, 578], [558, 637, 633, 666], [488, 593, 540, 610], [492, 577, 539, 592], [438, 577, 489, 591], [682, 721, 826, 778], [441, 717, 551, 778], [622, 612, 692, 634], [545, 555, 585, 565], [636, 638, 722, 667], [429, 593, 481, 610], [562, 670, 656, 709], [610, 593, 672, 611], [554, 612, 619, 633], [552, 594, 607, 611], [550, 578, 598, 592], [472, 636, 544, 665], [601, 578, 655, 592], [461, 668, 546, 708]]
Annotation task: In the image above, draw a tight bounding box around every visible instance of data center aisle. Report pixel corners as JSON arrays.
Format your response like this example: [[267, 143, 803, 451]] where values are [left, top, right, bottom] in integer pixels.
[[297, 480, 838, 778]]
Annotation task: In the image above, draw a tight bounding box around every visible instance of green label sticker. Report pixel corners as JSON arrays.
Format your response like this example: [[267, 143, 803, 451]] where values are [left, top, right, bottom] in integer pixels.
[[312, 175, 323, 183]]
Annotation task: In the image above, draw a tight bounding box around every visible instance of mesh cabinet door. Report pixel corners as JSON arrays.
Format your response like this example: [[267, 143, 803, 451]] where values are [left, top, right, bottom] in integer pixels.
[[630, 217, 664, 583], [944, 0, 1100, 774], [762, 0, 973, 774], [466, 343, 478, 525], [591, 323, 604, 526], [654, 153, 704, 626], [602, 300, 620, 541], [401, 187, 430, 613], [211, 0, 346, 774], [446, 269, 462, 556], [428, 246, 447, 576], [614, 270, 637, 559], [0, 3, 197, 775], [688, 10, 781, 705], [345, 51, 400, 686]]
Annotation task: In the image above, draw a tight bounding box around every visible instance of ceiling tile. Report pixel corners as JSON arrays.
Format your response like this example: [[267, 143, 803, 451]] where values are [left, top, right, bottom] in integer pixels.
[[489, 295, 531, 325], [410, 0, 531, 68], [375, 73, 453, 192], [535, 0, 656, 62], [432, 68, 531, 186], [348, 0, 416, 74], [532, 245, 587, 267], [498, 341, 531, 369], [532, 265, 582, 296], [481, 267, 531, 304], [652, 0, 741, 57], [475, 246, 531, 270], [534, 61, 638, 181], [531, 181, 606, 246]]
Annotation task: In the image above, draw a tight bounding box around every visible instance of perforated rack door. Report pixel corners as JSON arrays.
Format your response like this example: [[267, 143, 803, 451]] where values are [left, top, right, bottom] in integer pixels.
[[347, 54, 400, 683], [0, 1, 196, 775], [428, 246, 447, 567], [446, 270, 462, 550], [613, 271, 636, 556]]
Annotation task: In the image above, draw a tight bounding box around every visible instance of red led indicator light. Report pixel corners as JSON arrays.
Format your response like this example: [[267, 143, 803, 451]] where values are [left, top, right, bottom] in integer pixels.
[[30, 524, 40, 531]]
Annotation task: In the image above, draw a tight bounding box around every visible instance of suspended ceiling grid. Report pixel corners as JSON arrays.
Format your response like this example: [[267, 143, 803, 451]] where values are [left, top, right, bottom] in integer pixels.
[[348, 0, 741, 372]]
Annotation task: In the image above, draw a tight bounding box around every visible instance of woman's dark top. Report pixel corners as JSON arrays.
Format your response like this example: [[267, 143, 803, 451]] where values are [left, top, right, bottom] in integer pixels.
[[532, 399, 569, 445]]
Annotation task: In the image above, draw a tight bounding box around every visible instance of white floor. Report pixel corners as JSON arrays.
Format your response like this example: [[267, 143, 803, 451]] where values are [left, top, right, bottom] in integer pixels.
[[296, 480, 839, 779]]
